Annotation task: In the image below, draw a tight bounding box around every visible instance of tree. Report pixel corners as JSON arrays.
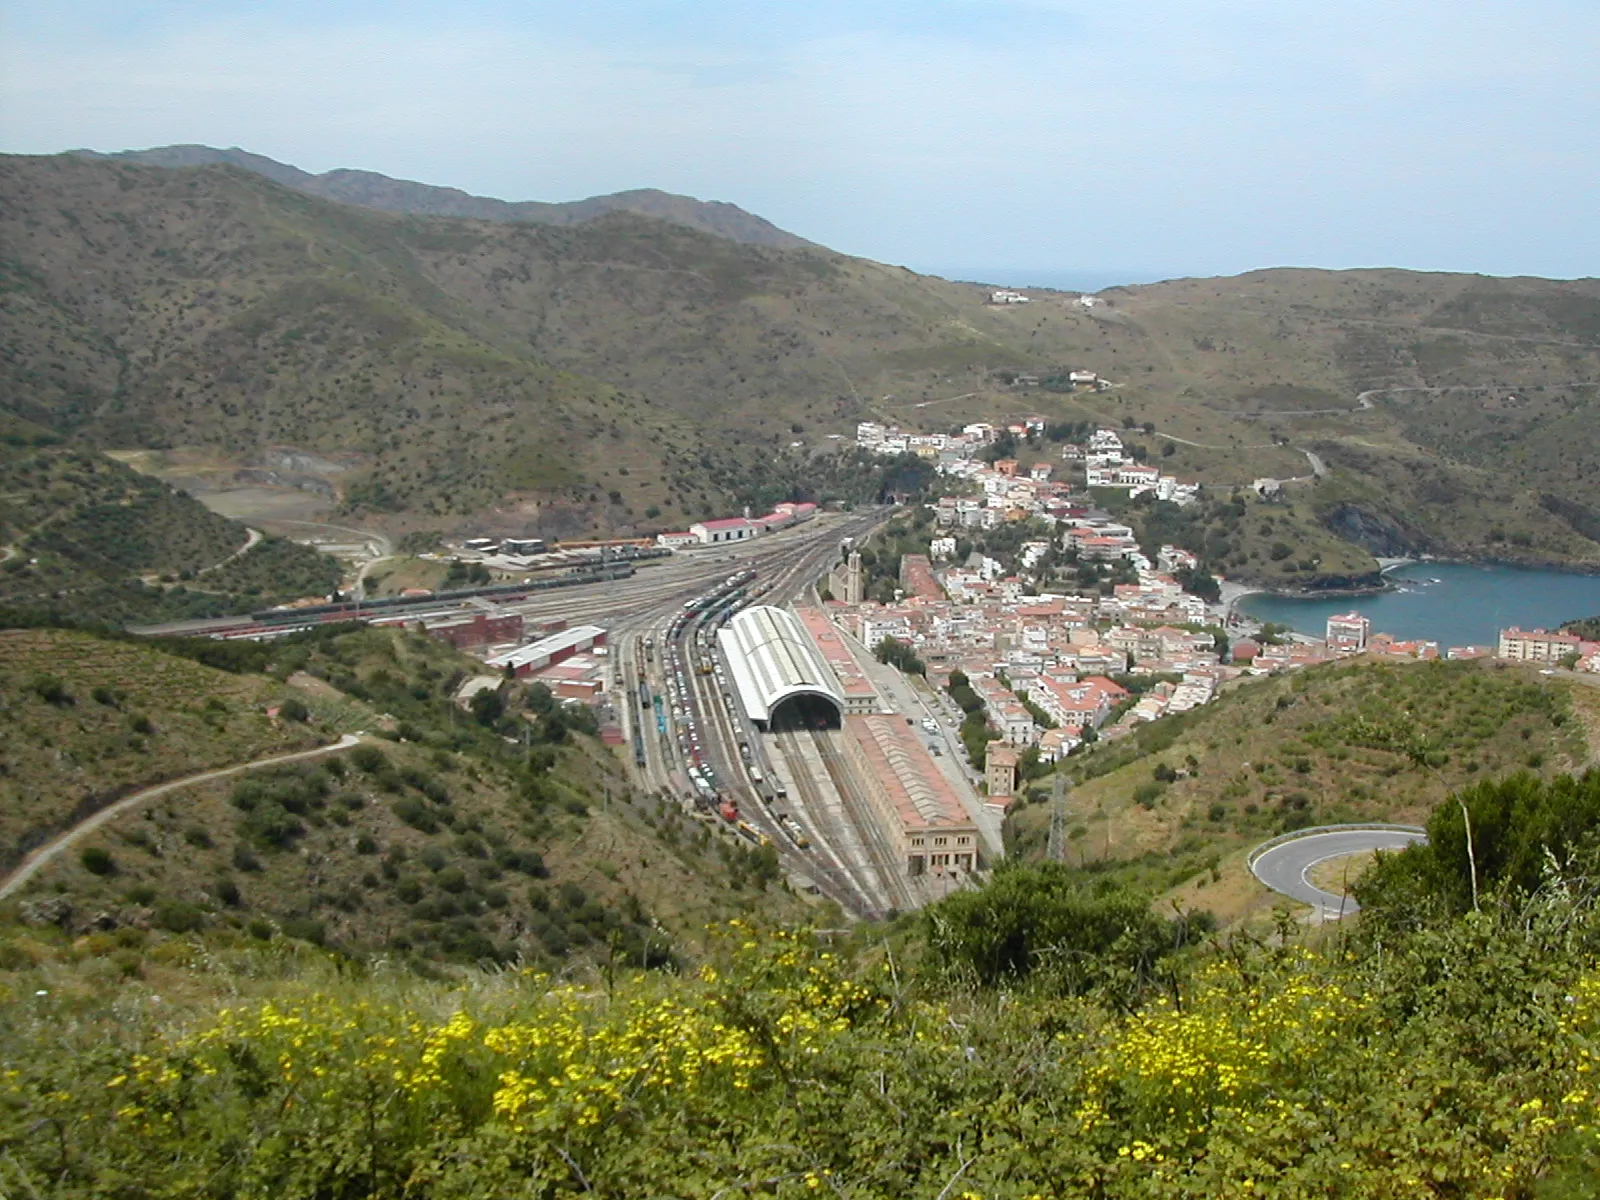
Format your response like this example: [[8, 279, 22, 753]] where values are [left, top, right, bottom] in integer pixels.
[[874, 636, 925, 676], [470, 687, 505, 727]]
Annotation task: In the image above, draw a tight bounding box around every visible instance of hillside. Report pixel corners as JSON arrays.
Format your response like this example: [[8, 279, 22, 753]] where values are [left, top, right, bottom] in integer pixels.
[[0, 441, 342, 623], [0, 623, 810, 967], [4, 153, 1599, 577], [72, 144, 813, 249], [1003, 656, 1596, 924], [6, 769, 1600, 1196]]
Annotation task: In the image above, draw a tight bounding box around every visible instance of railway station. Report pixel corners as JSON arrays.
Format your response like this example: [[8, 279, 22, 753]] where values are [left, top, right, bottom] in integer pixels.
[[718, 605, 845, 731]]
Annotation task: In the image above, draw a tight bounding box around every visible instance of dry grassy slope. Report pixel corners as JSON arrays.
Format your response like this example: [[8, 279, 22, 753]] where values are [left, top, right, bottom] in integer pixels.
[[1004, 657, 1590, 925], [0, 629, 329, 870], [4, 154, 1599, 561]]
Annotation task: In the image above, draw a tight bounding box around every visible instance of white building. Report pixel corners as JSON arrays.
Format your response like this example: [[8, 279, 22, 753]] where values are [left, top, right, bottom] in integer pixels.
[[689, 517, 759, 545]]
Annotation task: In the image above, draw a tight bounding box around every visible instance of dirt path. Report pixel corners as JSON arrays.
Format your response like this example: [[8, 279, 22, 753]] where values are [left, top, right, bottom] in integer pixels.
[[0, 734, 362, 902], [198, 526, 263, 575]]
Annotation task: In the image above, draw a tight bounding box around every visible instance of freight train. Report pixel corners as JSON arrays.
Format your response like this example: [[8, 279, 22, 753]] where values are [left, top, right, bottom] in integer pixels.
[[170, 564, 638, 639]]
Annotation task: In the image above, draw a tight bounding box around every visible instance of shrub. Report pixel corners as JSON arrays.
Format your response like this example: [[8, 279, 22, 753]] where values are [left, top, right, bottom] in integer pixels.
[[393, 797, 438, 833], [153, 900, 204, 934], [278, 697, 309, 723], [80, 846, 116, 876], [420, 846, 449, 872], [232, 844, 262, 872], [29, 673, 73, 706], [279, 917, 327, 946], [349, 745, 388, 773]]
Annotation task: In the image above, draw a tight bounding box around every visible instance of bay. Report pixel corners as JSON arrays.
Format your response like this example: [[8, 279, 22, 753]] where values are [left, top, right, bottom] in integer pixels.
[[1235, 562, 1600, 649]]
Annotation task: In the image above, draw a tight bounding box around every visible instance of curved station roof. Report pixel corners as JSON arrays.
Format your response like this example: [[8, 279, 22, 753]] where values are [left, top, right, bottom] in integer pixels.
[[717, 605, 844, 727]]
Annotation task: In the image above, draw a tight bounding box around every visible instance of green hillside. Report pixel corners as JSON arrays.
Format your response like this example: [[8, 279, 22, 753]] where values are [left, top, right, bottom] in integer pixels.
[[0, 628, 325, 872], [1003, 657, 1594, 924], [4, 153, 1599, 576], [0, 623, 810, 967], [0, 442, 341, 623]]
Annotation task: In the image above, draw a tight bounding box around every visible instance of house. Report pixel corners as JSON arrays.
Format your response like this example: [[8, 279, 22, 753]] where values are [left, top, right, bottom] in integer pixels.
[[656, 530, 700, 549], [991, 290, 1032, 305]]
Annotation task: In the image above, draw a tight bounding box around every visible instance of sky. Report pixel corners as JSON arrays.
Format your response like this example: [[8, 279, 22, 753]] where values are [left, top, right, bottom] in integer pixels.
[[3, 0, 1598, 283]]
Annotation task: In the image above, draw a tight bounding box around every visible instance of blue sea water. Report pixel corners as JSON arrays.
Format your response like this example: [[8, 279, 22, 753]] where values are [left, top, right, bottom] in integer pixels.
[[1236, 562, 1600, 649]]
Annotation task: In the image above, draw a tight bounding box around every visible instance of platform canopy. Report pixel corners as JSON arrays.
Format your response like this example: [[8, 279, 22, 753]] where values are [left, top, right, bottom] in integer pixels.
[[717, 606, 844, 730]]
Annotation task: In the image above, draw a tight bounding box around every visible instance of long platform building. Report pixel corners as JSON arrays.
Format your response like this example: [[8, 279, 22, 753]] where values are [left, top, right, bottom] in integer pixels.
[[718, 606, 848, 731], [842, 714, 982, 878]]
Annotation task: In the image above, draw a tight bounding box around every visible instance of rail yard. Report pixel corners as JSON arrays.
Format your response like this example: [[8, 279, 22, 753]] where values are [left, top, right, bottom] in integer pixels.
[[137, 505, 987, 920]]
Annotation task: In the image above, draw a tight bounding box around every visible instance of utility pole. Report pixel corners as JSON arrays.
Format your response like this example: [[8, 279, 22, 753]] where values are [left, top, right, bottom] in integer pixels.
[[1046, 773, 1072, 863]]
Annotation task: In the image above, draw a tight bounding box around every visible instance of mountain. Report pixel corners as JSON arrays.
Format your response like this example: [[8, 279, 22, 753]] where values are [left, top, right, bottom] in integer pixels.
[[4, 151, 1600, 581], [70, 144, 812, 249]]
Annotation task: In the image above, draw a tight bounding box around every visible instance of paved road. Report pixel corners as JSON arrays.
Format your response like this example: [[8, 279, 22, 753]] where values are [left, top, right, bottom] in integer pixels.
[[1250, 826, 1427, 921], [0, 734, 363, 901]]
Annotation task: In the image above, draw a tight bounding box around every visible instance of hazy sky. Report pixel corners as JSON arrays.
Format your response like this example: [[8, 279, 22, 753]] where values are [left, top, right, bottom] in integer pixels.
[[4, 1, 1598, 281]]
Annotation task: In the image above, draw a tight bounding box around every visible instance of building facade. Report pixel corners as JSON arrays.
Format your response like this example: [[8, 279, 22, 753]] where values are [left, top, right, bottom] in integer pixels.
[[1498, 627, 1583, 662]]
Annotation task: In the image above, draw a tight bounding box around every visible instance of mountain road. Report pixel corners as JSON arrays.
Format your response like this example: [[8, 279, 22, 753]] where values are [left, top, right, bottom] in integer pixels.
[[1249, 825, 1427, 921]]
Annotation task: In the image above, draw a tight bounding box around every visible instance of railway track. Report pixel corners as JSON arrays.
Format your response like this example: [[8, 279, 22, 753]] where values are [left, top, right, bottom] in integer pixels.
[[809, 729, 919, 913], [772, 730, 892, 918]]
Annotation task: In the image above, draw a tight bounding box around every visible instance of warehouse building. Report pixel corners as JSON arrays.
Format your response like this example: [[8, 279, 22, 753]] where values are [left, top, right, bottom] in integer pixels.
[[690, 516, 759, 544], [486, 625, 608, 678], [719, 605, 844, 730]]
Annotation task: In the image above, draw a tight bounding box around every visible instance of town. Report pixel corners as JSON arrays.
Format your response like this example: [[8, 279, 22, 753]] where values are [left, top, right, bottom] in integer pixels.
[[153, 419, 1598, 920]]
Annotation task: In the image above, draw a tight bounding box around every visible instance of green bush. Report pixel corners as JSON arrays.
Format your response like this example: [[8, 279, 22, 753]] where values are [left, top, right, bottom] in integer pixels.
[[79, 846, 116, 876], [153, 900, 204, 934]]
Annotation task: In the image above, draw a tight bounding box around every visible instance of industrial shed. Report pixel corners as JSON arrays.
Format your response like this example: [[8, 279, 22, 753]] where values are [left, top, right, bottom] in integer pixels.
[[718, 606, 844, 730]]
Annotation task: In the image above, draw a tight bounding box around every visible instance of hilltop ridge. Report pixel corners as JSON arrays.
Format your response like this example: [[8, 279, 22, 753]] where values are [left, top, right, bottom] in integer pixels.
[[70, 144, 813, 249]]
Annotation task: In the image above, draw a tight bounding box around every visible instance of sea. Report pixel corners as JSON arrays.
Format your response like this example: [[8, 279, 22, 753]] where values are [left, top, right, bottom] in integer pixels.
[[1236, 562, 1600, 650]]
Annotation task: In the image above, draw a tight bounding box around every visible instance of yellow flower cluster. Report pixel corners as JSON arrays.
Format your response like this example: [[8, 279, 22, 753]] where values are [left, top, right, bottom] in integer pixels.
[[1078, 954, 1366, 1141]]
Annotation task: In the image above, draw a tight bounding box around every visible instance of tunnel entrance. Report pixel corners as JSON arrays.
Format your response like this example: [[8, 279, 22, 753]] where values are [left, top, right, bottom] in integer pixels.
[[768, 692, 843, 732]]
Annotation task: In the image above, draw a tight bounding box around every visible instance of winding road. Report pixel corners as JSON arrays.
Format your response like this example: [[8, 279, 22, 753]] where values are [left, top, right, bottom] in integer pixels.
[[0, 734, 363, 902], [1249, 825, 1427, 920]]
